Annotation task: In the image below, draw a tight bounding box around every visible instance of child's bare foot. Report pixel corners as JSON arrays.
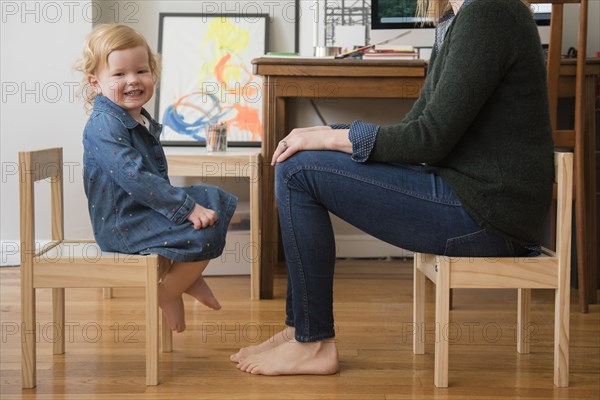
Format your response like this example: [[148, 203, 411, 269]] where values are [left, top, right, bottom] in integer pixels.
[[230, 326, 295, 363], [184, 276, 221, 310], [236, 339, 339, 375], [158, 283, 186, 333]]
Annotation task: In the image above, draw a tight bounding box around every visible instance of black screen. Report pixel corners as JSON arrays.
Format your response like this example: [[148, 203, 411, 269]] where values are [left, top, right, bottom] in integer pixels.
[[371, 0, 551, 30]]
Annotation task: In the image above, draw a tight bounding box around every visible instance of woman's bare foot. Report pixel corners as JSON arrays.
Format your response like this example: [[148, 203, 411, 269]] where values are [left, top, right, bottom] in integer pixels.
[[230, 326, 295, 363], [236, 339, 339, 376], [184, 276, 221, 310], [158, 283, 186, 333]]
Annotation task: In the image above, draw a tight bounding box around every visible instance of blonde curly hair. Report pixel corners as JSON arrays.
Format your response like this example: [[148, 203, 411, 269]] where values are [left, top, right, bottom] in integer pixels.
[[74, 24, 161, 111]]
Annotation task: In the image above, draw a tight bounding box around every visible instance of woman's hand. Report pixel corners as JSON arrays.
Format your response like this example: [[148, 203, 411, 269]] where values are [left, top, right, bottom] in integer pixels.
[[187, 203, 217, 230], [271, 126, 351, 165]]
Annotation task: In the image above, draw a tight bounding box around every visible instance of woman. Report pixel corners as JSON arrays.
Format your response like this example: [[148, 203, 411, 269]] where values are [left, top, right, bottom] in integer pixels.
[[232, 0, 554, 375]]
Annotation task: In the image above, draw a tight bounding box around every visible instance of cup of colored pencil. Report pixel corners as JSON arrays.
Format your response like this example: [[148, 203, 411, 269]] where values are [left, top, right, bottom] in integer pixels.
[[206, 122, 228, 152]]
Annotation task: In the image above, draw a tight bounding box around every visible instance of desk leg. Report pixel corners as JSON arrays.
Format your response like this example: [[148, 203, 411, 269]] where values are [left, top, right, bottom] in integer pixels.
[[250, 152, 261, 300], [575, 155, 588, 313], [583, 76, 597, 306], [574, 75, 598, 313], [260, 82, 286, 299]]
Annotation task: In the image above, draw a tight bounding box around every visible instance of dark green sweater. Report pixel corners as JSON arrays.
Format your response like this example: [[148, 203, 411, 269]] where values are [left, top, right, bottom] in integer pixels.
[[370, 0, 554, 245]]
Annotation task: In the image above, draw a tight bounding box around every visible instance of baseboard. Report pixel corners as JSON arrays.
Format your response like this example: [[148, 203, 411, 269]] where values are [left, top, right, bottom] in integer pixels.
[[1, 240, 21, 267], [204, 231, 251, 276], [0, 236, 253, 273], [1, 234, 413, 269], [335, 234, 413, 259]]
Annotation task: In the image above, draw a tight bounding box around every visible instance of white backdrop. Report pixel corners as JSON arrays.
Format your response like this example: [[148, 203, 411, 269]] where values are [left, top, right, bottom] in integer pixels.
[[1, 0, 93, 266], [2, 0, 597, 265]]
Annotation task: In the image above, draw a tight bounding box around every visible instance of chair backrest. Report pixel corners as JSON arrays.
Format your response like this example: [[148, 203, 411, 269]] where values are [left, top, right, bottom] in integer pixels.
[[531, 0, 588, 148], [19, 148, 64, 272]]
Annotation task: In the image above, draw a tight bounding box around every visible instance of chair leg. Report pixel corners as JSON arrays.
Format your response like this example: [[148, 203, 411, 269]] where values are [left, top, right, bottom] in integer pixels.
[[157, 256, 173, 353], [554, 276, 570, 386], [517, 288, 531, 354], [146, 262, 159, 386], [434, 257, 450, 388], [413, 255, 426, 354], [162, 312, 173, 353], [21, 284, 36, 388], [52, 288, 65, 355]]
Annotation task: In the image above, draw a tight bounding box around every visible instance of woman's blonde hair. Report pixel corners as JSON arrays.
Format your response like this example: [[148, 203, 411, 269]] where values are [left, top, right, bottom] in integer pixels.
[[416, 0, 531, 24], [74, 24, 161, 110], [415, 0, 452, 24]]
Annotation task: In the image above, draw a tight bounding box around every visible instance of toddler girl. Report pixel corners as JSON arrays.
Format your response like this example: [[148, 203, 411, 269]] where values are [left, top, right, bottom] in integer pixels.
[[76, 24, 237, 332]]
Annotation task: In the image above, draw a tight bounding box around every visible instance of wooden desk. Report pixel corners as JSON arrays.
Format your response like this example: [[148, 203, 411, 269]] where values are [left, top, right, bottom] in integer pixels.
[[164, 147, 262, 300], [253, 58, 426, 299], [253, 57, 598, 304]]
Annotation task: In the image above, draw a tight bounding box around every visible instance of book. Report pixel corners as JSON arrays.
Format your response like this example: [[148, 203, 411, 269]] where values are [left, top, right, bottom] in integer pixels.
[[265, 52, 299, 56], [364, 43, 418, 60], [373, 44, 415, 52], [362, 50, 418, 60]]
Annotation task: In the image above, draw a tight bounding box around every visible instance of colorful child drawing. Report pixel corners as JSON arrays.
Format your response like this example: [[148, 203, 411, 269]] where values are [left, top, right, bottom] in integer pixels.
[[159, 16, 265, 143]]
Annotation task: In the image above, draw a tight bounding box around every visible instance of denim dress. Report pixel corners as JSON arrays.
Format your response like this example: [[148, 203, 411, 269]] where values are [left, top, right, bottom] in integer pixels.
[[82, 95, 237, 262]]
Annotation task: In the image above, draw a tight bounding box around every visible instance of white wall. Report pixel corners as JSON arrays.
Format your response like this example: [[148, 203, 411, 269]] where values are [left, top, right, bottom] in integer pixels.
[[1, 0, 598, 265], [1, 0, 94, 265]]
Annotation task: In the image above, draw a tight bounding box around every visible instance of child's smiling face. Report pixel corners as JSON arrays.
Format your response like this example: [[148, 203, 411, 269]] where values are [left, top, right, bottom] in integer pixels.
[[89, 45, 155, 119]]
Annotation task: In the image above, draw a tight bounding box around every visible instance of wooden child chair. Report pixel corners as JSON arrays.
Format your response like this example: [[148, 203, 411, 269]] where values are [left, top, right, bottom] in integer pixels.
[[19, 147, 173, 388], [413, 151, 573, 387]]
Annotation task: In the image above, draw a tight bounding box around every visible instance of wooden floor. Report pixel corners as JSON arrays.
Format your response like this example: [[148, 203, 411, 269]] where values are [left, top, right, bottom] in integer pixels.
[[1, 259, 599, 400]]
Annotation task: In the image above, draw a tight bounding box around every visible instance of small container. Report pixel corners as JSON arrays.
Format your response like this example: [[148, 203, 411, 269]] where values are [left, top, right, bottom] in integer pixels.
[[313, 46, 342, 57], [206, 122, 227, 152]]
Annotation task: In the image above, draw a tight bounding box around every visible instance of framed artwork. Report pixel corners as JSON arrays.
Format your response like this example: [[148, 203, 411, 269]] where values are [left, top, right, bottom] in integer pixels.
[[156, 13, 269, 146]]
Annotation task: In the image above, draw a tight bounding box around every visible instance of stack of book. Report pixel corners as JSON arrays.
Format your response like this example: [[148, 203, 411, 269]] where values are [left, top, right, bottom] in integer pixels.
[[362, 45, 418, 60]]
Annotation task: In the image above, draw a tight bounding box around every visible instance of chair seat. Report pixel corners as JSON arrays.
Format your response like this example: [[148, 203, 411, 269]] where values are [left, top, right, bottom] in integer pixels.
[[417, 253, 560, 289], [33, 241, 159, 289]]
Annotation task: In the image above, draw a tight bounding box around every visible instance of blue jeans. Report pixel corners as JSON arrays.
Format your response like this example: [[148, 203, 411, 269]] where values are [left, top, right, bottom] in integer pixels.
[[275, 151, 535, 342]]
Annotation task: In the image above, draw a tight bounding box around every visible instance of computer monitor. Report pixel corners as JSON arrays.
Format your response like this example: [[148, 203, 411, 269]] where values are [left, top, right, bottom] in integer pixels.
[[371, 0, 552, 30]]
